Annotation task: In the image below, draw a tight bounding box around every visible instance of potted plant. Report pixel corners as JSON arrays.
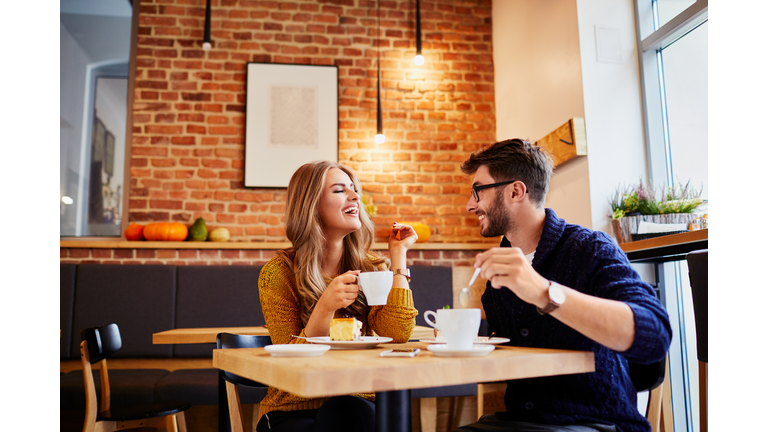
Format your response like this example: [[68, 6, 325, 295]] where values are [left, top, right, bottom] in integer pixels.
[[609, 179, 704, 243]]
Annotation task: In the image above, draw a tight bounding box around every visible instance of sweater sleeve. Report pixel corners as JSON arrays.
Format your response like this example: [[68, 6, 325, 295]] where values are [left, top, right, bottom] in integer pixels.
[[258, 256, 311, 345], [587, 231, 672, 363], [367, 287, 418, 342]]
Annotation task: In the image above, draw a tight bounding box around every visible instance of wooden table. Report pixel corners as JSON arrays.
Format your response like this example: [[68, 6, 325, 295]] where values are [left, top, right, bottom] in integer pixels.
[[213, 341, 595, 432], [152, 325, 437, 432], [152, 325, 436, 345]]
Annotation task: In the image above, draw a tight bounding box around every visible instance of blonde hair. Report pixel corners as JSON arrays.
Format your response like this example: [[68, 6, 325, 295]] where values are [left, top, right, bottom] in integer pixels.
[[277, 161, 388, 327]]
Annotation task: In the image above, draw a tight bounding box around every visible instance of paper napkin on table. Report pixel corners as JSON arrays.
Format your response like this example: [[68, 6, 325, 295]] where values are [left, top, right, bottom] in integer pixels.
[[637, 221, 688, 234]]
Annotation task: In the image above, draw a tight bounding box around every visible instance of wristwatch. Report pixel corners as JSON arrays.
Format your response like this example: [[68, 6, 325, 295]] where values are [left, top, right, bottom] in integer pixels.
[[393, 268, 411, 283], [536, 280, 566, 315]]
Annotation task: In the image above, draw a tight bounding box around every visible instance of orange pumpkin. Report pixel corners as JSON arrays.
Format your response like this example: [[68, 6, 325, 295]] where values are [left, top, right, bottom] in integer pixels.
[[143, 222, 188, 242], [124, 223, 145, 241], [401, 222, 431, 243]]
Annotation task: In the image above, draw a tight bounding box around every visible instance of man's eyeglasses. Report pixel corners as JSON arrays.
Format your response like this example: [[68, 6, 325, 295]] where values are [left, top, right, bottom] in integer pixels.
[[471, 180, 527, 202]]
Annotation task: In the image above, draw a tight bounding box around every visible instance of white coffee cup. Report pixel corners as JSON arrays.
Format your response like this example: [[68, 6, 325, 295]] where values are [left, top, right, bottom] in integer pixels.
[[424, 308, 481, 350], [358, 271, 393, 306]]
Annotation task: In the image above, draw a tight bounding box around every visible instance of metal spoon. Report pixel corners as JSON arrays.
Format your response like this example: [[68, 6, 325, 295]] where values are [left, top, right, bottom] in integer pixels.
[[459, 268, 482, 308]]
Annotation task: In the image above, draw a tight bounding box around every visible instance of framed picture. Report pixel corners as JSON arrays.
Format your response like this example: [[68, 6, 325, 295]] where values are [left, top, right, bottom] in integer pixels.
[[92, 118, 106, 163], [244, 63, 339, 188], [104, 131, 115, 176]]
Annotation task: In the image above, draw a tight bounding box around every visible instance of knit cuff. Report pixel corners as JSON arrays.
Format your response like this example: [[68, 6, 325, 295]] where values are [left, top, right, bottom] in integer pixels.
[[387, 287, 414, 308], [623, 302, 668, 363]]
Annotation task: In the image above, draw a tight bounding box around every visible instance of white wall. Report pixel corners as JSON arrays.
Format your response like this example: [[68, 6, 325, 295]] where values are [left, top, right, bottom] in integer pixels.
[[575, 0, 649, 236], [493, 0, 593, 229]]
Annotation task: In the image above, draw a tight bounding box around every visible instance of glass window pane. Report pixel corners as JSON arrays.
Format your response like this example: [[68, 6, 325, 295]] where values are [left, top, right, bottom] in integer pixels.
[[655, 0, 697, 30], [660, 21, 708, 200], [60, 1, 132, 236]]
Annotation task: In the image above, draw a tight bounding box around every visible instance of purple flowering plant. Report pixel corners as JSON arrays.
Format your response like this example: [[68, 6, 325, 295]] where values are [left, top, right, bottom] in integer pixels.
[[609, 178, 703, 220]]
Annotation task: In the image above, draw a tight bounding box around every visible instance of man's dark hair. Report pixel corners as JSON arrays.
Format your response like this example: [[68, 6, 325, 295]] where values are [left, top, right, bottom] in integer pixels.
[[461, 138, 554, 207]]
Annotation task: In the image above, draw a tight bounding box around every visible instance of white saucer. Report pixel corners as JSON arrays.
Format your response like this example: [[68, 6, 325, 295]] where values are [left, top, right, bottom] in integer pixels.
[[305, 336, 393, 349], [419, 337, 510, 345], [264, 344, 331, 357], [426, 344, 495, 357]]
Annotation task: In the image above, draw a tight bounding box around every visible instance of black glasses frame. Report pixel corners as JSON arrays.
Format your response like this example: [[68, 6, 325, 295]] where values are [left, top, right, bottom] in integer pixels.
[[471, 180, 527, 202]]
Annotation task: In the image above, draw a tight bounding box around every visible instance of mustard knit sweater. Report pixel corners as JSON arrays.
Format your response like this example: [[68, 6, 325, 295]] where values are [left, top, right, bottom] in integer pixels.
[[257, 255, 418, 419]]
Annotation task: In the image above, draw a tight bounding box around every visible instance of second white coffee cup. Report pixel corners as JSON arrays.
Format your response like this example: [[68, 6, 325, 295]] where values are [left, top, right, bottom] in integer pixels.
[[424, 308, 481, 350], [358, 271, 393, 306]]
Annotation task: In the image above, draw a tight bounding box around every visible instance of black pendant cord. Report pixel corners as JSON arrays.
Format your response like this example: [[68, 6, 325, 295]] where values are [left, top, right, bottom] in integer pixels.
[[203, 0, 212, 50], [376, 0, 383, 136], [415, 0, 422, 56]]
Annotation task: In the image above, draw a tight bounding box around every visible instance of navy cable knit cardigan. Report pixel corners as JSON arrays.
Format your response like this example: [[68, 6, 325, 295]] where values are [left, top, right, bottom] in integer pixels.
[[482, 209, 672, 432]]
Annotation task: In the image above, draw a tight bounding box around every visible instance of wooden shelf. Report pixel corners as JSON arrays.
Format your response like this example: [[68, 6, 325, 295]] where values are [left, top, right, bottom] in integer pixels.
[[620, 229, 707, 263], [60, 240, 497, 251]]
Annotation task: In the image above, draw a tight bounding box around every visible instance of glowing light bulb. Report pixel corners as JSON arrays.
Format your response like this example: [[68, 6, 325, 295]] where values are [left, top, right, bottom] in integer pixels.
[[203, 42, 211, 51], [374, 134, 385, 144], [413, 54, 424, 65], [61, 196, 74, 205]]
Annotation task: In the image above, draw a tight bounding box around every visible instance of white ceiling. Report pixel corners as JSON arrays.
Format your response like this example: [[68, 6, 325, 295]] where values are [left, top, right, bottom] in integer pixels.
[[60, 0, 132, 63]]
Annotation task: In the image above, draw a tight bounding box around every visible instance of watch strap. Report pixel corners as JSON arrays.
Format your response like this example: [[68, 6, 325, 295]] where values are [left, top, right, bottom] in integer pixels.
[[393, 268, 411, 283]]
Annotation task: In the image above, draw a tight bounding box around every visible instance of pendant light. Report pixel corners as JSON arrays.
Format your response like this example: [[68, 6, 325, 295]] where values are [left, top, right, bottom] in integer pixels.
[[413, 0, 424, 65], [202, 0, 212, 51], [374, 0, 385, 144]]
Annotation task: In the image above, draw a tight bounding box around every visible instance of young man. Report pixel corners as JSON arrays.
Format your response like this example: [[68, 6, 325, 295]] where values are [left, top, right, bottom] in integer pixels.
[[456, 139, 671, 432]]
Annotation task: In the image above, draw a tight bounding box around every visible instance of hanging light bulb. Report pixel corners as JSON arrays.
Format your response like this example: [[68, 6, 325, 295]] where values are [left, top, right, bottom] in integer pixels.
[[203, 0, 212, 51], [374, 0, 385, 144], [413, 0, 423, 65]]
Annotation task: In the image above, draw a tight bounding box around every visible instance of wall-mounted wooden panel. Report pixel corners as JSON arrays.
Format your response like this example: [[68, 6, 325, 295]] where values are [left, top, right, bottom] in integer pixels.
[[535, 117, 587, 166]]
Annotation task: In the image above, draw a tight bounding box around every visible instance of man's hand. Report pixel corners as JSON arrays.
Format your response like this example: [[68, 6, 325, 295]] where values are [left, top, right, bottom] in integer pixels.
[[474, 247, 550, 309]]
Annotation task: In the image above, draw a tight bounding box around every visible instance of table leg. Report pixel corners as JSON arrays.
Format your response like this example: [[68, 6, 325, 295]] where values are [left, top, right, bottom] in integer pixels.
[[219, 373, 231, 432], [375, 390, 411, 432]]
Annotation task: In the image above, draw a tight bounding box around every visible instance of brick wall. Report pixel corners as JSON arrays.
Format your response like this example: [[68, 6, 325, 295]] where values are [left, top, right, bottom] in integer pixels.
[[129, 0, 496, 244]]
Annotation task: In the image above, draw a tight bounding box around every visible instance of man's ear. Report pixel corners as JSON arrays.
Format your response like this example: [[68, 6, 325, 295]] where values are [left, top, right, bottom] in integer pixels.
[[509, 181, 527, 201]]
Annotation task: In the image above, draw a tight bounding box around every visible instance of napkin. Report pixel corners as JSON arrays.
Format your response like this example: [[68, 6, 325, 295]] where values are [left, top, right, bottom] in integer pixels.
[[637, 221, 688, 234]]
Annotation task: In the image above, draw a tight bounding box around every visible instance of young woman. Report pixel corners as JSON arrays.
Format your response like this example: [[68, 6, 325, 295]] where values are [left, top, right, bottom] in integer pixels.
[[256, 161, 419, 432]]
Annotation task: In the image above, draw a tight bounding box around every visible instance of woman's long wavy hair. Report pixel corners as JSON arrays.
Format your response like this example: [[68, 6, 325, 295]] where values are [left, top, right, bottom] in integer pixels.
[[277, 161, 388, 328]]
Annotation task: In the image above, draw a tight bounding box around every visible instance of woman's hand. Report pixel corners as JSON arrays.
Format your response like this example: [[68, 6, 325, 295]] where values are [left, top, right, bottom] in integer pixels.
[[317, 270, 361, 313], [389, 222, 418, 253]]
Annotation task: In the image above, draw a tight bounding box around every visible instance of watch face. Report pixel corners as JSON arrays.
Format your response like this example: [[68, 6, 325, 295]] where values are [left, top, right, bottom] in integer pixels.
[[549, 282, 566, 305]]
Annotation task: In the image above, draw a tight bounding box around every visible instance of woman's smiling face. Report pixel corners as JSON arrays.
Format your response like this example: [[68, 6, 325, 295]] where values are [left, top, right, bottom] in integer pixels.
[[318, 167, 361, 238]]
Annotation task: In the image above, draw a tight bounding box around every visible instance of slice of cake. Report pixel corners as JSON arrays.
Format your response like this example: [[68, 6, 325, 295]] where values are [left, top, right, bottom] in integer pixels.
[[330, 317, 363, 341]]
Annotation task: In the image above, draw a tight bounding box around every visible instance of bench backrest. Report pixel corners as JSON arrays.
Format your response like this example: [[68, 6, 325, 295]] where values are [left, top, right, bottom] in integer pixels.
[[60, 263, 452, 360]]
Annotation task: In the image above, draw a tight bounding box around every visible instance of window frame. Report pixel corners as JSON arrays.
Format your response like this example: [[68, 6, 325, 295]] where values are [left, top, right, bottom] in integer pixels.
[[59, 0, 139, 240]]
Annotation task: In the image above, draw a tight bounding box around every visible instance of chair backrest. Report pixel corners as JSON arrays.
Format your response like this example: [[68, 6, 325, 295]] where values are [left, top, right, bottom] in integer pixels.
[[216, 333, 272, 387], [80, 323, 122, 364], [628, 358, 666, 392], [686, 249, 708, 363], [410, 266, 453, 327]]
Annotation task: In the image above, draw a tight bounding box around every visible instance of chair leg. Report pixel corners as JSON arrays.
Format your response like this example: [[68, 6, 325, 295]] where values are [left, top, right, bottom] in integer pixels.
[[226, 381, 246, 432], [164, 414, 178, 432], [699, 361, 708, 432], [176, 411, 188, 432], [646, 383, 663, 432], [419, 397, 437, 432], [476, 384, 484, 420], [661, 360, 674, 432]]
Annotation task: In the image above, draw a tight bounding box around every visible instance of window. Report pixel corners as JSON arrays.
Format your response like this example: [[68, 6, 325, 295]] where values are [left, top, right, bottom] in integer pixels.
[[60, 0, 134, 237], [634, 1, 707, 431]]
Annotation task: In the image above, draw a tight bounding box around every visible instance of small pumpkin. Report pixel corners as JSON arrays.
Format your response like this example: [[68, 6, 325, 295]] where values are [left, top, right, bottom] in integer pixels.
[[208, 227, 230, 242], [401, 222, 431, 243], [143, 222, 188, 242], [124, 223, 145, 241]]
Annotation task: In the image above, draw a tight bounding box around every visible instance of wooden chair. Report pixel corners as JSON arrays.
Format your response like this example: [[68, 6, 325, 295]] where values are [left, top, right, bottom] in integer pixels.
[[79, 323, 190, 432], [216, 333, 272, 432], [687, 249, 708, 432], [629, 357, 667, 432]]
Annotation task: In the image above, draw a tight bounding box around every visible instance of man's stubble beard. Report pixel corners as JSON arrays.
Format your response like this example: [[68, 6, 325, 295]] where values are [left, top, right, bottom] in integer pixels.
[[480, 189, 514, 238]]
